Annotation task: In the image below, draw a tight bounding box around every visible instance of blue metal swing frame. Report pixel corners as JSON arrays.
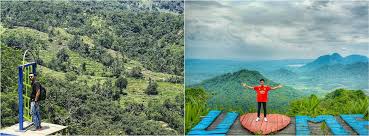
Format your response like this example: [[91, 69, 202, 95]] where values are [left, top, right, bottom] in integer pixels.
[[17, 62, 37, 131]]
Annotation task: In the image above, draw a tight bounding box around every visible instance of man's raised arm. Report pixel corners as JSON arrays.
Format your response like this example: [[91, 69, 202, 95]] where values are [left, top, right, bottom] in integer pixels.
[[241, 83, 254, 89], [271, 84, 283, 90]]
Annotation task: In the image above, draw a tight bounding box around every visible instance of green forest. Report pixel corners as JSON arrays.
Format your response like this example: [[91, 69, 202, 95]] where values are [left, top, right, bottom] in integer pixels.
[[1, 1, 184, 135]]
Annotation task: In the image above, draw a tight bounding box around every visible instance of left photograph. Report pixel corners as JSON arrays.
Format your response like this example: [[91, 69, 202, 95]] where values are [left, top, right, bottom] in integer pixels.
[[1, 0, 184, 135]]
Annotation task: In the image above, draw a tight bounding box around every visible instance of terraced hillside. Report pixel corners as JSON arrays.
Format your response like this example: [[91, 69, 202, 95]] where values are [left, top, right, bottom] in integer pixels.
[[1, 1, 184, 135]]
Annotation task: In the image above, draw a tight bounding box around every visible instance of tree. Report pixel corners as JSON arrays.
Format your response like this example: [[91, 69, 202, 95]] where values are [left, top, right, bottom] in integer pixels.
[[1, 0, 184, 76], [65, 71, 78, 81], [146, 78, 158, 95], [0, 91, 19, 126], [48, 48, 70, 72], [100, 79, 114, 98], [56, 48, 69, 62], [100, 53, 113, 67], [36, 76, 178, 135], [0, 45, 22, 92], [112, 58, 124, 77], [79, 62, 86, 74], [67, 35, 82, 51], [129, 66, 143, 79], [1, 28, 47, 50], [1, 28, 47, 65], [94, 31, 114, 48], [115, 76, 128, 90]]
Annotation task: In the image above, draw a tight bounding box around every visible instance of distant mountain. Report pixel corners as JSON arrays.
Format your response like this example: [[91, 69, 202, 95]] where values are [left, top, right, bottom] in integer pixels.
[[309, 62, 368, 79], [307, 62, 369, 89], [264, 61, 369, 92], [301, 53, 368, 71], [343, 55, 369, 64], [265, 68, 298, 83], [190, 69, 305, 112]]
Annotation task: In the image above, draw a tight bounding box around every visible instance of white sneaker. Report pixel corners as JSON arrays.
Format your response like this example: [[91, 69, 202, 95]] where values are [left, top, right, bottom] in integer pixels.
[[256, 117, 260, 122], [264, 117, 268, 122]]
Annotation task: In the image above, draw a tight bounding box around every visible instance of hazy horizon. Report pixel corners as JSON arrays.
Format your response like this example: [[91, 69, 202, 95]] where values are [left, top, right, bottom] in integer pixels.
[[185, 52, 368, 61]]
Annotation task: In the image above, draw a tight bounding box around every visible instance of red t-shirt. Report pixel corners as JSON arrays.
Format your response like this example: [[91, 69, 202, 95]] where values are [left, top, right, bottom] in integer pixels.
[[253, 85, 271, 102]]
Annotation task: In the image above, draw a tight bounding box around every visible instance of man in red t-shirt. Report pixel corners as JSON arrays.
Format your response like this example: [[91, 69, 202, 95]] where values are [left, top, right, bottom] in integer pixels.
[[241, 79, 283, 122]]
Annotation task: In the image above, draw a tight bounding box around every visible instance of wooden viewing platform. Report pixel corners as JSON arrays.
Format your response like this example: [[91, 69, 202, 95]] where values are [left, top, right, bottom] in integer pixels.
[[188, 110, 366, 135], [0, 121, 67, 136]]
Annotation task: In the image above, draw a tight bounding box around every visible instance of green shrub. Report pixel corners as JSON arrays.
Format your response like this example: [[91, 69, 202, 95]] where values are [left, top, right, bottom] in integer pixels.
[[129, 67, 143, 79], [288, 89, 369, 119], [115, 76, 128, 90], [146, 79, 158, 95]]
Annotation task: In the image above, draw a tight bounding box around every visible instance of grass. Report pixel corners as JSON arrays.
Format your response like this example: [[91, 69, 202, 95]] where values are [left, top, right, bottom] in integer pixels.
[[39, 45, 108, 76], [185, 99, 209, 133], [185, 88, 209, 133], [39, 27, 109, 76], [106, 47, 182, 81], [0, 23, 6, 35], [40, 65, 108, 86], [6, 26, 49, 41], [120, 78, 183, 107], [52, 27, 73, 41]]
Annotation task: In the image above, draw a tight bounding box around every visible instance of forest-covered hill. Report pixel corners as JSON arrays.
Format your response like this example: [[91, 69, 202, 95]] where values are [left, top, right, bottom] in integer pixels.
[[1, 0, 184, 135], [189, 69, 305, 113]]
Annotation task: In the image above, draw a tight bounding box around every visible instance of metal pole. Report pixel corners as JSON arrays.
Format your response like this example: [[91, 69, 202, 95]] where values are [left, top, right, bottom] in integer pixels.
[[22, 49, 29, 67], [18, 66, 24, 131], [33, 63, 37, 76]]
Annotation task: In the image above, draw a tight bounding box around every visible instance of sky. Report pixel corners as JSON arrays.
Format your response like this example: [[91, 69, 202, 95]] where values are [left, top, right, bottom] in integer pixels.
[[185, 0, 369, 60]]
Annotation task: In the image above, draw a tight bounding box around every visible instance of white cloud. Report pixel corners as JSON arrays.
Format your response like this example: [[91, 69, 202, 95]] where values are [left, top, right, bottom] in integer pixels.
[[185, 0, 369, 60]]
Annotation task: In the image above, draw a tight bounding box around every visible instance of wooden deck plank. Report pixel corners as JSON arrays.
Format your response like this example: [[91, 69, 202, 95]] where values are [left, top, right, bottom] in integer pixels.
[[227, 117, 252, 135]]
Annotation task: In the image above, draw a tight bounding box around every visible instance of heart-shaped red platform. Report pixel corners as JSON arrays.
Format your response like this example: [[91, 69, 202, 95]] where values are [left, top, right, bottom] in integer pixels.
[[240, 113, 291, 135]]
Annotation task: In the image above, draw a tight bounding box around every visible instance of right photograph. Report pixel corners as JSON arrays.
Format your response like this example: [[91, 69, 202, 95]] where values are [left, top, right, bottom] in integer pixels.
[[185, 1, 368, 135]]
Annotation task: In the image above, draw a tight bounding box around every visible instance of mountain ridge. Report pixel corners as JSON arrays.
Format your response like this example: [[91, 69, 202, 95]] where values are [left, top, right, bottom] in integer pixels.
[[301, 53, 368, 71]]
